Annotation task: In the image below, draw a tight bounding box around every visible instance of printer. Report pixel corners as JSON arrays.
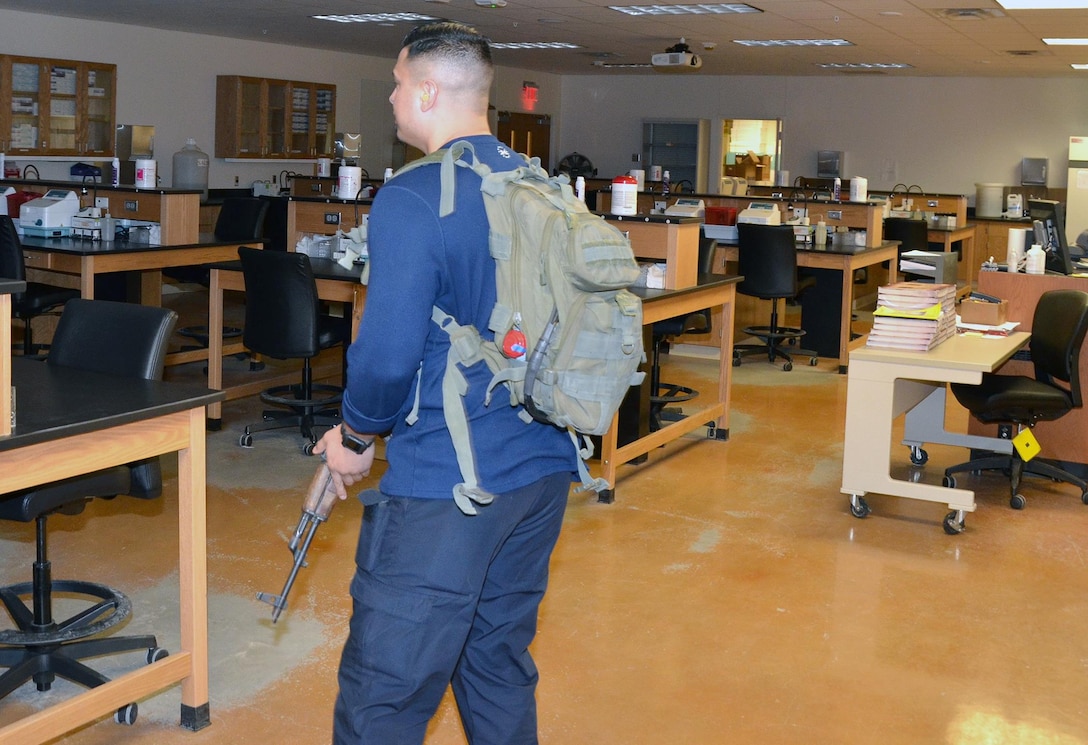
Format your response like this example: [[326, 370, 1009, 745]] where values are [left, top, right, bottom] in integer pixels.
[[736, 201, 782, 225], [20, 189, 80, 238]]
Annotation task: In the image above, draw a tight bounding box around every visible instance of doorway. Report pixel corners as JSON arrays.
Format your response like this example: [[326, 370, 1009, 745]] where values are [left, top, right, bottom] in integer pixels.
[[497, 111, 552, 172]]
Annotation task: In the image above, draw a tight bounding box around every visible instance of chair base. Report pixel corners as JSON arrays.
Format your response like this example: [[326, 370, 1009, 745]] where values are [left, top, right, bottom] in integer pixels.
[[944, 452, 1088, 510], [238, 382, 343, 453], [734, 325, 818, 371], [0, 579, 164, 700], [650, 383, 700, 432]]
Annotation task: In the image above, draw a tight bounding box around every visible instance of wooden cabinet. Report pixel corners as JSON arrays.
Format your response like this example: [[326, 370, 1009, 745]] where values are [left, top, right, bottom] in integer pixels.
[[0, 55, 116, 156], [215, 75, 335, 159]]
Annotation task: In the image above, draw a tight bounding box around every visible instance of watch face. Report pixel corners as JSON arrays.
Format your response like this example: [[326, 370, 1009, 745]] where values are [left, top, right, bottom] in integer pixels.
[[342, 425, 369, 453]]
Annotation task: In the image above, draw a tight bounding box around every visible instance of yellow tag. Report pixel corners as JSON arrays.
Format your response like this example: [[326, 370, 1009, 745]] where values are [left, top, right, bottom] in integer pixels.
[[1012, 428, 1041, 462]]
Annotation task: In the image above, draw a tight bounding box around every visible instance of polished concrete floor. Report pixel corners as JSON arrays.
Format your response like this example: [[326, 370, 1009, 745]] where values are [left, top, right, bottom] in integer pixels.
[[4, 324, 1088, 744]]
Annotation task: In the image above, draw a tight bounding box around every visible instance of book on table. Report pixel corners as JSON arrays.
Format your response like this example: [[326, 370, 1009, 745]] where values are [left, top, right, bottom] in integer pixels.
[[867, 282, 957, 351]]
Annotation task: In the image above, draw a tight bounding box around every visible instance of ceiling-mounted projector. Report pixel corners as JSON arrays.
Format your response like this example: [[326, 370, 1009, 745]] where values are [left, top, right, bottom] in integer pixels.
[[651, 38, 702, 72]]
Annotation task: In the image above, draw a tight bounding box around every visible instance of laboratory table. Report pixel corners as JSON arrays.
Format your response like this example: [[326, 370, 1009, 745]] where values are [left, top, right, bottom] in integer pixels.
[[1, 278, 25, 437], [0, 357, 222, 743], [17, 234, 264, 367], [206, 256, 366, 426], [840, 332, 1029, 534], [719, 240, 900, 372], [596, 274, 740, 502]]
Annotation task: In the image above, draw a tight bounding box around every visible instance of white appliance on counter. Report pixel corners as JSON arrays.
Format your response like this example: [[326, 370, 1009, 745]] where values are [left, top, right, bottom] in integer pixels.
[[1066, 136, 1088, 251], [19, 189, 80, 238], [736, 202, 781, 225]]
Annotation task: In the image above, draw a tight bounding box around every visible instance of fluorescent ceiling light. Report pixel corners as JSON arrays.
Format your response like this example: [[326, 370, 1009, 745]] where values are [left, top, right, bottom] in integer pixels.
[[491, 41, 581, 49], [735, 39, 853, 47], [1074, 63, 1088, 68], [312, 13, 437, 24], [610, 4, 761, 16], [997, 1, 1088, 8], [593, 61, 654, 68], [1044, 37, 1088, 44], [818, 62, 913, 69]]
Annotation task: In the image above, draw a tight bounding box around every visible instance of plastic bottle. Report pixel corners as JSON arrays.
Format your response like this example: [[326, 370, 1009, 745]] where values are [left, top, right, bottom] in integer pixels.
[[815, 219, 827, 247], [832, 177, 841, 201], [171, 139, 209, 199], [1025, 243, 1046, 275], [110, 157, 120, 187], [575, 175, 586, 202], [384, 167, 394, 183], [662, 170, 670, 199]]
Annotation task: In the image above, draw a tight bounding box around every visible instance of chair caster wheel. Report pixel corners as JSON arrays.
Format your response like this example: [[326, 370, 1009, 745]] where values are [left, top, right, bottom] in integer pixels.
[[732, 357, 741, 367], [943, 511, 966, 535], [147, 646, 169, 664], [116, 703, 138, 725], [849, 495, 870, 518], [783, 361, 793, 371], [909, 446, 928, 466], [1010, 494, 1026, 510], [239, 430, 253, 448], [303, 441, 316, 456], [809, 357, 818, 366], [942, 474, 956, 488], [1081, 489, 1088, 506]]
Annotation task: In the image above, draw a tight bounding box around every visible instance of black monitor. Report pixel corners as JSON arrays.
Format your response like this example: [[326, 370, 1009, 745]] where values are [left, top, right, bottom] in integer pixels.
[[1028, 198, 1074, 275]]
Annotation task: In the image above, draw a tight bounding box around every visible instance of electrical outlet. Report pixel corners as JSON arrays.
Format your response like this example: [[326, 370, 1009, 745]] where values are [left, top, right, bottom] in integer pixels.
[[94, 197, 110, 209]]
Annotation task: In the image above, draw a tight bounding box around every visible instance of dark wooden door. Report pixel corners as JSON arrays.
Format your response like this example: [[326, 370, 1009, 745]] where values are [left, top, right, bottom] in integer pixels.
[[497, 111, 551, 172]]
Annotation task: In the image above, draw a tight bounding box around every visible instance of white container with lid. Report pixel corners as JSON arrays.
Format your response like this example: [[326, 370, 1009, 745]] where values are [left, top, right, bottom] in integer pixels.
[[975, 183, 1004, 218], [135, 159, 157, 189], [610, 175, 638, 215], [1025, 243, 1046, 274]]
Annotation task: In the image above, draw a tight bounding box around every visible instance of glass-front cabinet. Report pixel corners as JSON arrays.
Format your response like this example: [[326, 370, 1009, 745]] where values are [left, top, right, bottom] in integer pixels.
[[216, 75, 336, 159], [0, 55, 116, 156]]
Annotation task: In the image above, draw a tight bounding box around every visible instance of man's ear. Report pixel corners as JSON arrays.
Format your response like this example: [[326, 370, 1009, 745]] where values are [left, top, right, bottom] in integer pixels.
[[420, 81, 437, 109]]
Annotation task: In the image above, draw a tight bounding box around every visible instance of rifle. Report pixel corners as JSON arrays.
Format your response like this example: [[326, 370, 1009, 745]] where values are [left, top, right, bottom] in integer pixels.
[[257, 463, 339, 623]]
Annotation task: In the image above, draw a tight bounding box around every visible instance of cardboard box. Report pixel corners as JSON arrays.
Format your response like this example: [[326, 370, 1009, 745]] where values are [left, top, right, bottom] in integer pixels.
[[959, 298, 1008, 326]]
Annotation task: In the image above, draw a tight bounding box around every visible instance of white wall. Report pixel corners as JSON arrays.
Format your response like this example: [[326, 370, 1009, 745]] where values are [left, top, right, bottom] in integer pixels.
[[0, 9, 559, 190], [559, 74, 1088, 202]]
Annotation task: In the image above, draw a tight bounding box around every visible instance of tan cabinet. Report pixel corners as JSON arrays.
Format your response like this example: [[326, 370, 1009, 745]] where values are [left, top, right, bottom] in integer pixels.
[[215, 75, 335, 159], [0, 55, 116, 156]]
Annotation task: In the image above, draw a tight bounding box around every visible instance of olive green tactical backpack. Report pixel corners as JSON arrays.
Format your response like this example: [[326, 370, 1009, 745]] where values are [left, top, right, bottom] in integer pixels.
[[397, 140, 645, 514]]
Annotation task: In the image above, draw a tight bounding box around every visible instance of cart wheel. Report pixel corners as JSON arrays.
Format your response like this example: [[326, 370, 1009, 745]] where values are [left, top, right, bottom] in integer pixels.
[[849, 495, 870, 518], [115, 703, 138, 725], [147, 647, 169, 664], [942, 474, 956, 489], [942, 511, 966, 535], [909, 446, 929, 466], [1010, 493, 1026, 510]]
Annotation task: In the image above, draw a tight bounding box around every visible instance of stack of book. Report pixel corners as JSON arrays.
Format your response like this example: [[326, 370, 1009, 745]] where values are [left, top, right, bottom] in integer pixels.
[[866, 281, 957, 351]]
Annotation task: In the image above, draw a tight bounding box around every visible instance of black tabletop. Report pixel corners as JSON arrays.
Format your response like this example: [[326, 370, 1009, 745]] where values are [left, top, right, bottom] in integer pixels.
[[0, 278, 26, 295], [208, 255, 364, 283], [1, 357, 222, 452], [18, 233, 265, 257], [630, 274, 741, 304]]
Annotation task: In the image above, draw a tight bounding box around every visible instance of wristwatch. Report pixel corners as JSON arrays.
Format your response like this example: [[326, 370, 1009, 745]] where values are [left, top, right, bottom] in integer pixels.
[[340, 424, 371, 454]]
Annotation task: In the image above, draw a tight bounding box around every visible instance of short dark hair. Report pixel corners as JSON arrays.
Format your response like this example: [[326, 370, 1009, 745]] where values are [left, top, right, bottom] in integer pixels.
[[401, 21, 493, 69]]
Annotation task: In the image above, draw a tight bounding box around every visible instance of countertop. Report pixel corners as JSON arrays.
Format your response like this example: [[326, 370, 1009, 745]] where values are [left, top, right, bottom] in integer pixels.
[[601, 213, 703, 224], [0, 177, 201, 196]]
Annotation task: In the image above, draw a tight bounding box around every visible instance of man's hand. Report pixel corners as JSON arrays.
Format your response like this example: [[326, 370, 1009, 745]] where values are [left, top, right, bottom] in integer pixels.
[[312, 425, 376, 500]]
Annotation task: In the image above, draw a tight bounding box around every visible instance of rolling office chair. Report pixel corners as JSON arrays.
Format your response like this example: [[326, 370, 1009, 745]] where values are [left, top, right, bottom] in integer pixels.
[[0, 299, 177, 725], [648, 235, 718, 430], [175, 197, 270, 347], [943, 289, 1088, 511], [236, 246, 350, 454], [732, 223, 818, 372], [0, 215, 81, 355]]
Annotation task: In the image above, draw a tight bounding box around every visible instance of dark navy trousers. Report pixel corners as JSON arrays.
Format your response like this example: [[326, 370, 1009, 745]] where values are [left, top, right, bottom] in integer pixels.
[[332, 471, 570, 744]]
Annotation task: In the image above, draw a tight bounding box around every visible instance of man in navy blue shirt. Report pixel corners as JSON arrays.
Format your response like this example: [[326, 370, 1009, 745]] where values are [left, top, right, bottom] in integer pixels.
[[314, 21, 576, 744]]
